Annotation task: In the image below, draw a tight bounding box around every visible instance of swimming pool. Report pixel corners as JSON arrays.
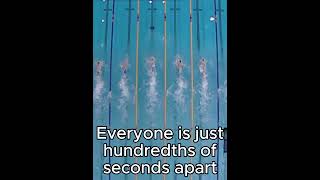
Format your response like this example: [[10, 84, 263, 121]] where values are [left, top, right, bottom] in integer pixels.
[[93, 0, 227, 179]]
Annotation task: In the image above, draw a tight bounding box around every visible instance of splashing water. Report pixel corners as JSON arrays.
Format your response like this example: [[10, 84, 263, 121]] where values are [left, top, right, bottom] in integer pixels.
[[118, 73, 130, 121], [94, 61, 105, 105], [93, 73, 108, 118], [146, 57, 158, 115], [172, 55, 187, 110], [199, 77, 210, 114], [93, 73, 105, 105], [174, 74, 187, 110], [218, 80, 227, 103], [198, 59, 212, 124]]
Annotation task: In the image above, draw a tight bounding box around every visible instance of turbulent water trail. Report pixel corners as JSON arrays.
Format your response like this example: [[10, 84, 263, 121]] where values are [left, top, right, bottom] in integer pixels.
[[94, 61, 106, 114], [118, 65, 130, 123], [198, 58, 211, 124], [146, 57, 159, 119]]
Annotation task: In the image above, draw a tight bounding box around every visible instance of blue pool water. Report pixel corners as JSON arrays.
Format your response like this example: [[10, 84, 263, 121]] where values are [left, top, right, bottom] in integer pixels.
[[93, 0, 227, 180]]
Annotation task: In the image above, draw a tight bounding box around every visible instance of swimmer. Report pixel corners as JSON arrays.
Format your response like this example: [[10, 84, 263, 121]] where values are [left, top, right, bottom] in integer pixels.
[[147, 56, 156, 73], [96, 60, 104, 75], [175, 57, 184, 74], [199, 58, 207, 78], [121, 59, 129, 74]]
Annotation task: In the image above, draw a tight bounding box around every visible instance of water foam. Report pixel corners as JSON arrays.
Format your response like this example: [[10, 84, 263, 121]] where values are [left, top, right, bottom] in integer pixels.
[[218, 80, 227, 103], [198, 59, 211, 123], [146, 60, 158, 114], [118, 73, 130, 121]]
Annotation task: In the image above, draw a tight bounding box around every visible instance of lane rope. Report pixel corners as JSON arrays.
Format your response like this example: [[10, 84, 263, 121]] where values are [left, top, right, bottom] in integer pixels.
[[134, 0, 140, 180], [213, 1, 220, 180], [189, 0, 194, 180], [163, 1, 167, 180]]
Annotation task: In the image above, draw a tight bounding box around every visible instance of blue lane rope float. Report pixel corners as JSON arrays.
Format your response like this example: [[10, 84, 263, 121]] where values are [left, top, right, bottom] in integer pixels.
[[174, 0, 177, 53], [218, 0, 224, 60], [107, 0, 116, 180], [102, 1, 110, 180], [189, 0, 194, 180], [213, 0, 220, 180], [104, 0, 111, 60]]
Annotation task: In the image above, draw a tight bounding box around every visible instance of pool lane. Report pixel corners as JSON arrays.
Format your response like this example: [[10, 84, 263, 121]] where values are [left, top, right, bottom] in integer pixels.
[[93, 1, 113, 180], [110, 0, 139, 180], [166, 1, 191, 180], [94, 1, 227, 180], [138, 1, 164, 180]]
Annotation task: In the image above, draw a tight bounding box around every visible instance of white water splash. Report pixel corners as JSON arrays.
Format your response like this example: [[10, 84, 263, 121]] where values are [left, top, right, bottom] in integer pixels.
[[93, 74, 107, 118], [118, 74, 130, 121], [198, 59, 212, 123], [174, 74, 187, 109], [218, 80, 227, 103], [93, 61, 105, 104], [173, 55, 187, 108], [93, 61, 106, 111], [94, 75, 104, 102], [199, 76, 210, 115], [173, 75, 187, 112], [146, 57, 158, 114]]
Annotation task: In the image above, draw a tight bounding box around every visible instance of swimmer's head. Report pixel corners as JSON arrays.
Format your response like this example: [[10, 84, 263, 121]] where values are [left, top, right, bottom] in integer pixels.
[[176, 57, 181, 63], [97, 61, 104, 67]]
